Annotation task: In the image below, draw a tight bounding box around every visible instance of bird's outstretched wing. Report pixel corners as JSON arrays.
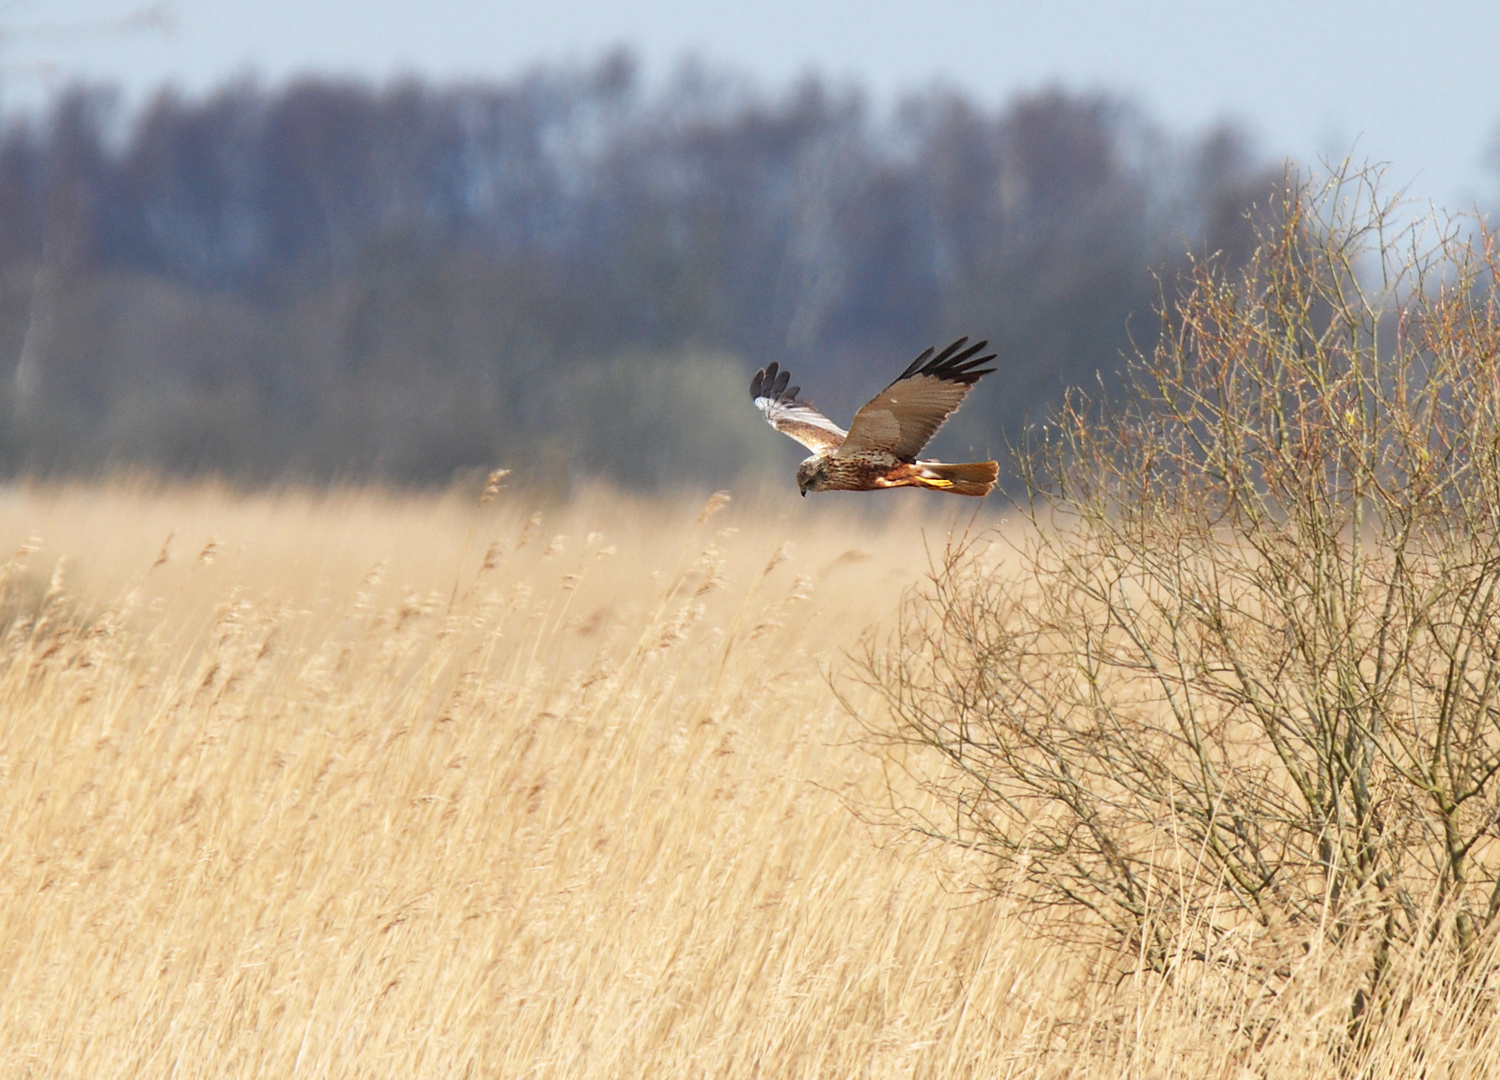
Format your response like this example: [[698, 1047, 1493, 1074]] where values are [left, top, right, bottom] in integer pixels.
[[837, 338, 997, 461], [750, 362, 847, 454]]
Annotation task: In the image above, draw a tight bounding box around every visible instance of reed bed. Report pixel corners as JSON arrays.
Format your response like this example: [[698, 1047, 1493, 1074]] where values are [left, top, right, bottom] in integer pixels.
[[1, 481, 1497, 1077]]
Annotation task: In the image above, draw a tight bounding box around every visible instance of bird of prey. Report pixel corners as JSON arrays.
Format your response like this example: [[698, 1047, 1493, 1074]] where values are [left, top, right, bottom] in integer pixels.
[[751, 337, 1000, 497]]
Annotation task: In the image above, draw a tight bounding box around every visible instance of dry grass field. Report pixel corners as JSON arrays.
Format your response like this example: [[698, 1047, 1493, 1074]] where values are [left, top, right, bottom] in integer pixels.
[[2, 480, 1499, 1077]]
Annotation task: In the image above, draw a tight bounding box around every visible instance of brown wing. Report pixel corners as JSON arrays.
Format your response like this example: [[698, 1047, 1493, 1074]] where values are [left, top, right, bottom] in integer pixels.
[[836, 338, 996, 460], [750, 362, 847, 454]]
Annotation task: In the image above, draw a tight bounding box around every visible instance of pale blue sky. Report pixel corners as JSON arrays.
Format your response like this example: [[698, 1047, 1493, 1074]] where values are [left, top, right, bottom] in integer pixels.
[[5, 0, 1499, 209]]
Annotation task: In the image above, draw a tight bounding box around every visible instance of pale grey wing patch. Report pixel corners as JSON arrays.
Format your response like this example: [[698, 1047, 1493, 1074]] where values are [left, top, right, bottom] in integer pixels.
[[767, 412, 848, 454], [838, 338, 997, 460], [750, 361, 847, 454]]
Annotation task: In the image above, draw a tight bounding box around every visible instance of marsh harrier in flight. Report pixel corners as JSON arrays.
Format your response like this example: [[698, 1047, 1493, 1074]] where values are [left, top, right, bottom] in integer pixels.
[[751, 337, 999, 497]]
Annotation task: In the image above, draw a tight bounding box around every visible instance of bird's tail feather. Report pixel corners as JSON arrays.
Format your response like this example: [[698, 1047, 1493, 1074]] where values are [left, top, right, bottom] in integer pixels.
[[913, 460, 999, 497]]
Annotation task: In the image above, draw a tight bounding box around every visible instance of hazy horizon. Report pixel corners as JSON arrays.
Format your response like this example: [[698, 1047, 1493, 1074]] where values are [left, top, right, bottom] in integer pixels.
[[5, 0, 1499, 212]]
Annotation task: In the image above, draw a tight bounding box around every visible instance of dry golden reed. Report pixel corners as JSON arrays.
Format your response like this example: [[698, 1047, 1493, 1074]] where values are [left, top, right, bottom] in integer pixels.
[[1, 480, 1498, 1077]]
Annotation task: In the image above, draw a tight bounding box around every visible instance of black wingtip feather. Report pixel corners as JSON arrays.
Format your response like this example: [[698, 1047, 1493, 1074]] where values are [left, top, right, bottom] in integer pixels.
[[901, 336, 998, 385], [895, 345, 938, 382], [751, 361, 801, 403]]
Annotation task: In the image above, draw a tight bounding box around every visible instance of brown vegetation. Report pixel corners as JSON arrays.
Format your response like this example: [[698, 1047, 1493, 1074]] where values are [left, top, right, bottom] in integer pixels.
[[863, 167, 1500, 1062], [1, 474, 1498, 1075], [0, 481, 1018, 1076]]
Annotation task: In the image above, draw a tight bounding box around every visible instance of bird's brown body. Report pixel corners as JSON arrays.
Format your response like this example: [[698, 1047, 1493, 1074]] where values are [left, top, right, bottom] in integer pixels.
[[752, 338, 1001, 497], [796, 453, 1000, 496]]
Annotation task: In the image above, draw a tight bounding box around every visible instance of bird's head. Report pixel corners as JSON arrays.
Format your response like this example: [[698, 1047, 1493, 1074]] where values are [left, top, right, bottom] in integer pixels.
[[796, 456, 830, 497]]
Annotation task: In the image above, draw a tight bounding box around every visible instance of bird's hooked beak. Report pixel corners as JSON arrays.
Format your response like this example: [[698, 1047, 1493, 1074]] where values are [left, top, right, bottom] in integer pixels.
[[800, 487, 807, 498]]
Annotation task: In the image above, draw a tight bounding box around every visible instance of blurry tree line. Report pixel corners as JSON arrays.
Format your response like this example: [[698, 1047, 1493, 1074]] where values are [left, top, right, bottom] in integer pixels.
[[0, 51, 1280, 487]]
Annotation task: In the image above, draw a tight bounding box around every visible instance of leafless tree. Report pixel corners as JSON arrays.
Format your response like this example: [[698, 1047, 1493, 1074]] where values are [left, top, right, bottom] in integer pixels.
[[861, 165, 1500, 1035]]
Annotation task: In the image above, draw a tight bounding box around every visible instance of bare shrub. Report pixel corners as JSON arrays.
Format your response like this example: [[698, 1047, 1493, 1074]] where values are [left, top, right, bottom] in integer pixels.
[[861, 166, 1500, 1033]]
